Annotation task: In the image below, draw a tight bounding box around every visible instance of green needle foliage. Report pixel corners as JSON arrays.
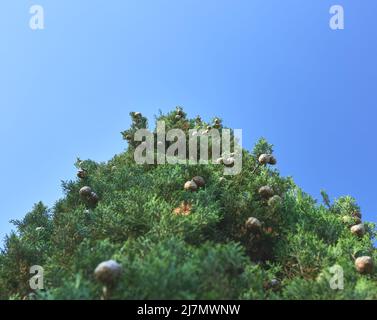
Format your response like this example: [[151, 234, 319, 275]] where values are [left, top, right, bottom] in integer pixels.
[[1, 107, 376, 300]]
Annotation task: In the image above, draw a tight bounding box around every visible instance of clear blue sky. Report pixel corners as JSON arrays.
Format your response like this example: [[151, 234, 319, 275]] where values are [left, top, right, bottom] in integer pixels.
[[1, 0, 376, 243]]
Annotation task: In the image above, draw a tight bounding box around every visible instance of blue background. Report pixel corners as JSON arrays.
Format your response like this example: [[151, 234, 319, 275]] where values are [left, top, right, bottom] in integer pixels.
[[1, 0, 376, 243]]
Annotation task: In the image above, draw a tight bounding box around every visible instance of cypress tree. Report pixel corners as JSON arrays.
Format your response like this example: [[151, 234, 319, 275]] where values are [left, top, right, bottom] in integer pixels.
[[0, 107, 376, 300]]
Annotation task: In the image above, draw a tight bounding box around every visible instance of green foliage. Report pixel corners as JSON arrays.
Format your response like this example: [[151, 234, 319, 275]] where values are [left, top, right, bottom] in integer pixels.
[[0, 108, 376, 300], [252, 138, 273, 158]]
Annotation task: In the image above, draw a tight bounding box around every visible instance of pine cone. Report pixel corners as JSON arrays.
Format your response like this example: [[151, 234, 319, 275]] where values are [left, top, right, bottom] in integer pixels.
[[184, 180, 198, 192], [79, 186, 92, 198], [192, 176, 205, 188], [77, 169, 87, 179], [265, 278, 280, 291], [88, 192, 99, 207], [258, 154, 271, 165], [350, 224, 365, 237], [245, 217, 262, 232], [94, 260, 122, 285], [258, 154, 277, 165], [258, 186, 274, 199], [355, 256, 374, 274], [268, 156, 277, 165]]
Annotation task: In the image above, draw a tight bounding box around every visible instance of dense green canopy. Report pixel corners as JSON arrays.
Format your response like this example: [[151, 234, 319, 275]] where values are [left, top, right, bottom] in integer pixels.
[[1, 108, 376, 300]]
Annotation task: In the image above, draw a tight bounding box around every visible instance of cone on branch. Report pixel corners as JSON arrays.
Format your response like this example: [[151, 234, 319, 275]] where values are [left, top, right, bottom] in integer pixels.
[[79, 186, 92, 198], [77, 169, 87, 179], [192, 176, 205, 188], [268, 156, 277, 165], [355, 256, 374, 274], [88, 192, 99, 208], [350, 224, 366, 237], [264, 278, 280, 291], [94, 260, 122, 284], [259, 186, 274, 199], [245, 217, 262, 233], [258, 154, 277, 166], [258, 154, 270, 165], [184, 180, 198, 192]]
